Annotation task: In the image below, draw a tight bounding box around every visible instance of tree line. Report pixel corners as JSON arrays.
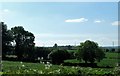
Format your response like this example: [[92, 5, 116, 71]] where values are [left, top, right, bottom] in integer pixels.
[[1, 22, 108, 65]]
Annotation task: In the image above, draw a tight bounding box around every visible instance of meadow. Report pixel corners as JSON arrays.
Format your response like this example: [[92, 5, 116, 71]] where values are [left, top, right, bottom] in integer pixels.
[[1, 52, 120, 76]]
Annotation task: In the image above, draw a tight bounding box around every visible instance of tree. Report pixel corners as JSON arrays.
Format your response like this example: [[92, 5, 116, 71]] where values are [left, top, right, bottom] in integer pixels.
[[49, 49, 70, 64], [53, 43, 58, 50], [22, 31, 35, 61], [95, 48, 105, 62], [67, 45, 72, 50], [11, 26, 35, 60], [78, 40, 105, 63], [1, 22, 13, 58], [111, 48, 115, 52], [106, 49, 109, 52]]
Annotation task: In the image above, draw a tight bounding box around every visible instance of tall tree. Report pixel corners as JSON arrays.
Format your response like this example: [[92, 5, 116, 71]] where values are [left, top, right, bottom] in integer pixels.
[[11, 26, 35, 60], [78, 40, 105, 63], [1, 22, 13, 58]]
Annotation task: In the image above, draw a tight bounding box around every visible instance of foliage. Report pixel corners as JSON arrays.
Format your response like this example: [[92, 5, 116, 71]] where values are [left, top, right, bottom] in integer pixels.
[[106, 49, 109, 52], [11, 26, 35, 60], [53, 43, 58, 50], [1, 22, 36, 61], [111, 48, 115, 52], [66, 45, 72, 50], [95, 48, 105, 62], [34, 47, 51, 60], [1, 22, 13, 58], [49, 49, 70, 64], [68, 51, 76, 59], [78, 40, 98, 63], [78, 40, 105, 63]]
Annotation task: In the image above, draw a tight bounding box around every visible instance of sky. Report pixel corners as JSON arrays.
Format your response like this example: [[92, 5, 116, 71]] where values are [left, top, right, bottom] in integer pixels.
[[0, 2, 119, 47], [0, 0, 119, 2]]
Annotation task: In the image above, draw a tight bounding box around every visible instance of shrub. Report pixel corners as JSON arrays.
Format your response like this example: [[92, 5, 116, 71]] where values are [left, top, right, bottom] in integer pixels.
[[48, 49, 70, 64]]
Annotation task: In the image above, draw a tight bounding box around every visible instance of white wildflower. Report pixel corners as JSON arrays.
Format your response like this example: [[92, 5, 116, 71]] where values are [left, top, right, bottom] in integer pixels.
[[26, 70, 29, 73], [38, 57, 40, 60], [45, 64, 51, 69], [72, 66, 75, 68], [55, 69, 61, 74], [47, 62, 50, 64], [20, 61, 23, 64], [45, 67, 48, 69], [42, 62, 45, 64], [40, 61, 42, 64], [41, 57, 43, 60], [39, 70, 43, 74], [33, 69, 36, 72], [48, 71, 53, 74], [22, 64, 25, 67], [49, 64, 52, 67]]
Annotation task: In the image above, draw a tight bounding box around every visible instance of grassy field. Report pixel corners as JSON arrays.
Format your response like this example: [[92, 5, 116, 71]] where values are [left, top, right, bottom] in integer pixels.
[[2, 60, 118, 75], [105, 52, 120, 59], [98, 52, 120, 67], [1, 52, 120, 75], [2, 61, 60, 72]]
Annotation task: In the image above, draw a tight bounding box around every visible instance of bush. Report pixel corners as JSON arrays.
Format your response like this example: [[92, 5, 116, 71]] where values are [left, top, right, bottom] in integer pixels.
[[49, 49, 70, 64], [34, 47, 51, 60]]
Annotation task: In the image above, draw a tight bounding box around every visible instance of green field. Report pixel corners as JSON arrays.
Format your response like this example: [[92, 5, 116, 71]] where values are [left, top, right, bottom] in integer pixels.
[[97, 52, 120, 67], [1, 52, 120, 75], [1, 60, 119, 76], [65, 51, 120, 67], [2, 61, 59, 72]]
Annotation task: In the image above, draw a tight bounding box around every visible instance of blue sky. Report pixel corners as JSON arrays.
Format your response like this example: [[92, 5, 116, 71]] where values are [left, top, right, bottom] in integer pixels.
[[0, 2, 118, 46]]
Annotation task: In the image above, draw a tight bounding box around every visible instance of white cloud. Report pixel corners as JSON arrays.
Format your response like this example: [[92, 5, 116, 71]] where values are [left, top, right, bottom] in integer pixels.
[[0, 9, 11, 21], [3, 9, 10, 13], [94, 20, 102, 23], [111, 21, 120, 26], [65, 18, 88, 23], [14, 25, 23, 26], [0, 9, 10, 14]]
